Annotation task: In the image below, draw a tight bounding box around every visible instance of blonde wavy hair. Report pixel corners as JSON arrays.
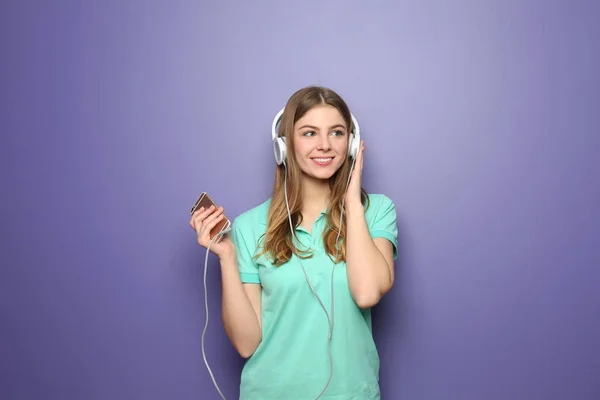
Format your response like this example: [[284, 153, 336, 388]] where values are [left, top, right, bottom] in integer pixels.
[[256, 86, 369, 266]]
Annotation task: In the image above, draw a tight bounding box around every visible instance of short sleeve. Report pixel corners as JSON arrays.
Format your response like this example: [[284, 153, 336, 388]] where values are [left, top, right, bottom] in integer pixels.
[[368, 195, 399, 260], [230, 221, 261, 284]]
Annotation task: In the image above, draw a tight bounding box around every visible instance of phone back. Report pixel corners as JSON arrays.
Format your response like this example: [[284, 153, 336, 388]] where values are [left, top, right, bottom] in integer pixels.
[[191, 193, 230, 240]]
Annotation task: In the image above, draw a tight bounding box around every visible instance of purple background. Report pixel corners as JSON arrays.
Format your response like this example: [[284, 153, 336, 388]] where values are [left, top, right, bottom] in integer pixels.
[[2, 1, 599, 399]]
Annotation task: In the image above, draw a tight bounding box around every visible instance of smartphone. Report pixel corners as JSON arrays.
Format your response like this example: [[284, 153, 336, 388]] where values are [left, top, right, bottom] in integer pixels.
[[190, 192, 231, 243]]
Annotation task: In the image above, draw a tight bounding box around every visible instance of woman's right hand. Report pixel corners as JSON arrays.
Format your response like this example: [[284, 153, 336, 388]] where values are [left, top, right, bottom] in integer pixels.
[[189, 205, 235, 260]]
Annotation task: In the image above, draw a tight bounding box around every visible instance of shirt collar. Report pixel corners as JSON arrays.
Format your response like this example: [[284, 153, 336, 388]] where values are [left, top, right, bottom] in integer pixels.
[[258, 199, 327, 226]]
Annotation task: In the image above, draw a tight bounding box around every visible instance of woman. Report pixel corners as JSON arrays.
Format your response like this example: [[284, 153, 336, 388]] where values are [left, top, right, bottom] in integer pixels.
[[190, 86, 398, 399]]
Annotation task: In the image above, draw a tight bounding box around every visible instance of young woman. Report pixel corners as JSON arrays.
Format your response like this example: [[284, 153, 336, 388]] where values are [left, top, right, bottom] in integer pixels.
[[190, 86, 398, 399]]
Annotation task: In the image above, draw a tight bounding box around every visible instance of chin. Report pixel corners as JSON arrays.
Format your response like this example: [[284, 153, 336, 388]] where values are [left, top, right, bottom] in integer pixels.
[[310, 171, 336, 181], [303, 162, 344, 181]]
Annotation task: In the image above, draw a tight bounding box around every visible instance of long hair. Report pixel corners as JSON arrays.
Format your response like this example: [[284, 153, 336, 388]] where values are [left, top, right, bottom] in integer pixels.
[[256, 86, 369, 266]]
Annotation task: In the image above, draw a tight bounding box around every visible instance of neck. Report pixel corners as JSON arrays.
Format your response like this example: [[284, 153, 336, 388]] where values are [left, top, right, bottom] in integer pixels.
[[300, 176, 331, 213]]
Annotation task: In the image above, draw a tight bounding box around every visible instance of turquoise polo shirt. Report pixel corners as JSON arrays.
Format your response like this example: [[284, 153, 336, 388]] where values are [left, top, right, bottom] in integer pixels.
[[230, 193, 398, 400]]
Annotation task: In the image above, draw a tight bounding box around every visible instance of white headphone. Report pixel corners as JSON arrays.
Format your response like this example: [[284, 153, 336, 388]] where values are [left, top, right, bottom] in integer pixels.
[[271, 107, 361, 165]]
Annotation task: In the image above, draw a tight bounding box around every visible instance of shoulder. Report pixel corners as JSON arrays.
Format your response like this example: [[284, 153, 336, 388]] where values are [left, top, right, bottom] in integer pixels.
[[365, 193, 394, 207], [230, 198, 270, 254], [231, 198, 271, 234], [365, 193, 396, 214], [363, 193, 398, 226]]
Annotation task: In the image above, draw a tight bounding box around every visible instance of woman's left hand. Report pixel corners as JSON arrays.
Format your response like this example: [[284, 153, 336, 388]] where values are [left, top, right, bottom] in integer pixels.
[[345, 140, 364, 205]]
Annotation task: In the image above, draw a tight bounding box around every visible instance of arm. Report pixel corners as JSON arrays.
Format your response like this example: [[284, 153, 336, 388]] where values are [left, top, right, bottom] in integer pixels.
[[190, 205, 262, 358], [219, 251, 262, 358], [345, 201, 395, 309]]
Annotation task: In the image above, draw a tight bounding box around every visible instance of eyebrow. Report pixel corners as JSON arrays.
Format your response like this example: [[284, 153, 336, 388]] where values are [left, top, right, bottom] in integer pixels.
[[297, 124, 347, 131]]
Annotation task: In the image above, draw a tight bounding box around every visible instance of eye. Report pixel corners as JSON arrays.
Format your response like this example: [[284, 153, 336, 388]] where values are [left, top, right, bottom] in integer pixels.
[[303, 131, 316, 137], [331, 130, 345, 136]]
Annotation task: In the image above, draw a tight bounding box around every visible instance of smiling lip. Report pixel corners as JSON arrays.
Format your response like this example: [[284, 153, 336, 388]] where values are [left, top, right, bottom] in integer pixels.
[[311, 157, 334, 166]]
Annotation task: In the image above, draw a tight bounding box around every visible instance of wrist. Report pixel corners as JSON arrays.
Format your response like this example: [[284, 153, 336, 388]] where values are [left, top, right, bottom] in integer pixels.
[[218, 248, 237, 264], [344, 200, 365, 216]]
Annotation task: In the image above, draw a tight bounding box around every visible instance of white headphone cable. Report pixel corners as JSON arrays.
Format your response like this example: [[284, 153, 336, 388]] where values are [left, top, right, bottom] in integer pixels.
[[282, 153, 356, 400], [199, 154, 356, 400], [201, 228, 232, 400]]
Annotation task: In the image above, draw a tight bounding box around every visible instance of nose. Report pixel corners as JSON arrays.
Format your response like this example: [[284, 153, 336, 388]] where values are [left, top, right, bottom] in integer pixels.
[[316, 133, 331, 151]]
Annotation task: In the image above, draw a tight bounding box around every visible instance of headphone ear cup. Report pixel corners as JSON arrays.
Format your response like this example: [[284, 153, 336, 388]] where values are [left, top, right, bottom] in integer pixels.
[[273, 137, 287, 165], [348, 134, 359, 159]]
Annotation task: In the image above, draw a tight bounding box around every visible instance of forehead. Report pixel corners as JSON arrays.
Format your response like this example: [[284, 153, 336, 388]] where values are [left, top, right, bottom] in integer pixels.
[[294, 105, 346, 128]]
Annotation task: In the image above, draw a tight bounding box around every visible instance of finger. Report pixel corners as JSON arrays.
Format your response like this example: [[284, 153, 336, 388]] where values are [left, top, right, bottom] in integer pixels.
[[190, 206, 206, 229], [359, 142, 365, 168], [355, 148, 364, 173], [194, 205, 216, 219], [360, 148, 365, 171], [198, 212, 225, 238], [204, 213, 225, 234], [192, 205, 219, 227], [196, 206, 223, 225], [191, 206, 205, 218], [196, 207, 224, 234]]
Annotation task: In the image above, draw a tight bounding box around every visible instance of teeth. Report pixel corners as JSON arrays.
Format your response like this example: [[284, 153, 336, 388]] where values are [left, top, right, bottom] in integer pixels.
[[314, 158, 332, 162]]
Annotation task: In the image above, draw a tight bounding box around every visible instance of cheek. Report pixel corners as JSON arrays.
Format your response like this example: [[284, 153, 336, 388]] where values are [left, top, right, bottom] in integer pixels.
[[335, 139, 349, 154], [293, 142, 310, 160]]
